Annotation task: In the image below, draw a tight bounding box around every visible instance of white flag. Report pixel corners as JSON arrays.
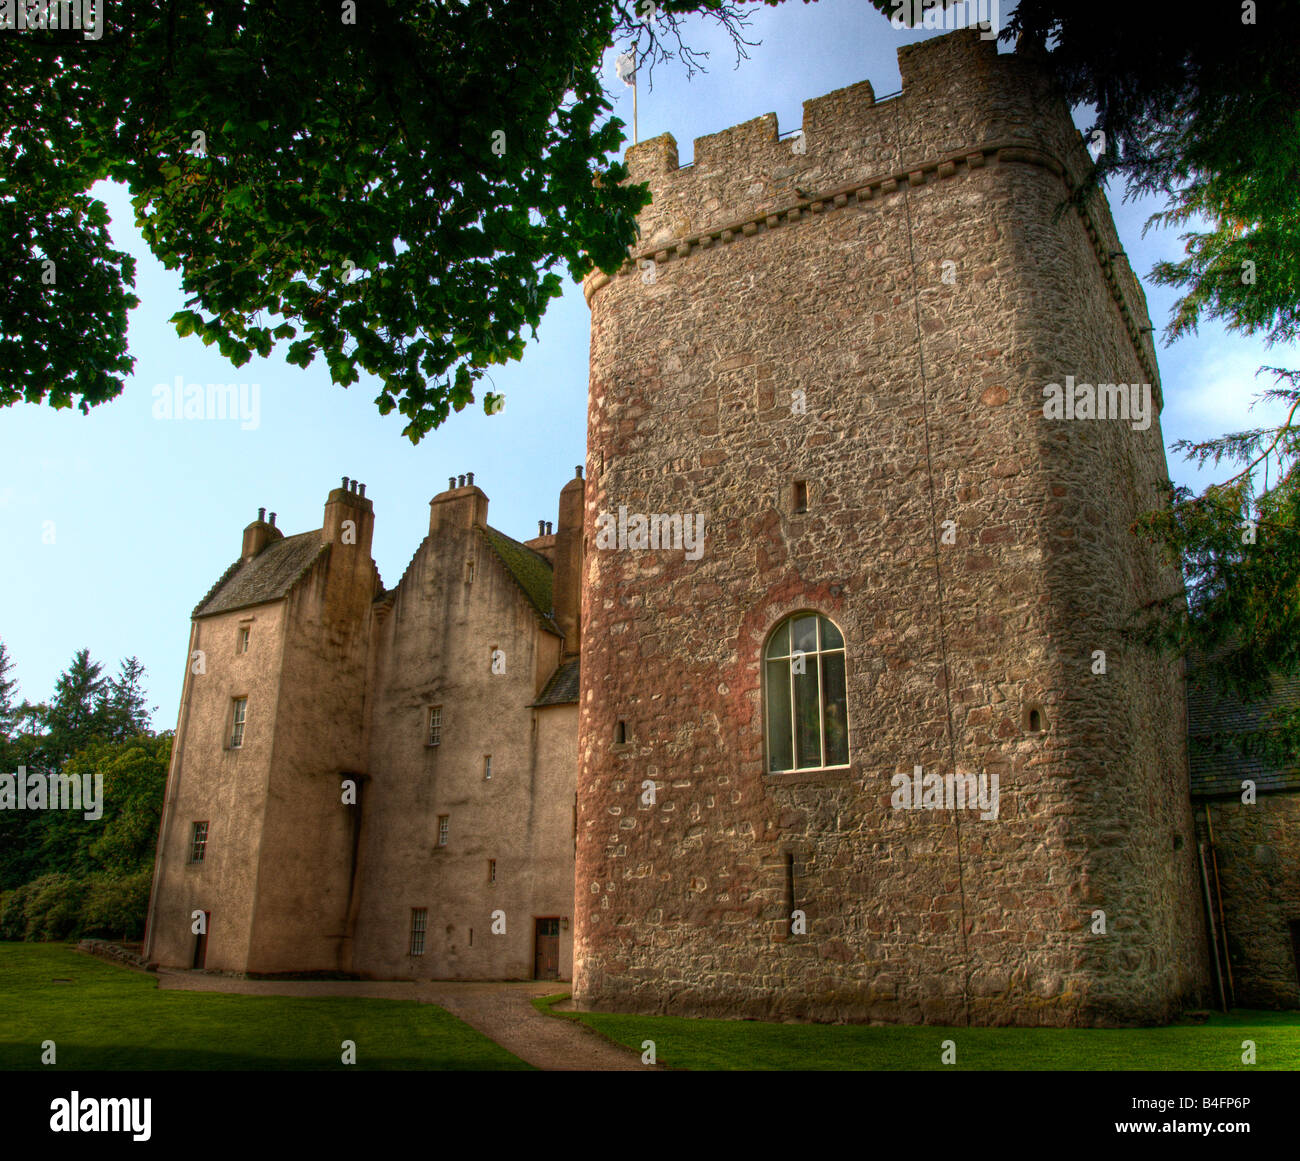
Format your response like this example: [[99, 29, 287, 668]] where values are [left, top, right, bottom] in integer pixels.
[[615, 52, 636, 87]]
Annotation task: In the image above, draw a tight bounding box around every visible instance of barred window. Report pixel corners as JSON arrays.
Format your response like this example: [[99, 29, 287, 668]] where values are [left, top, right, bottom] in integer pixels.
[[764, 614, 849, 772], [190, 821, 209, 864], [410, 908, 427, 956], [437, 815, 449, 847], [230, 698, 247, 749], [428, 706, 442, 746]]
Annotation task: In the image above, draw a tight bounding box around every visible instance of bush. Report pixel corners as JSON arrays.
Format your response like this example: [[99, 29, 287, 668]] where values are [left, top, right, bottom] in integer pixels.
[[0, 881, 33, 940], [81, 868, 153, 940], [22, 873, 85, 941]]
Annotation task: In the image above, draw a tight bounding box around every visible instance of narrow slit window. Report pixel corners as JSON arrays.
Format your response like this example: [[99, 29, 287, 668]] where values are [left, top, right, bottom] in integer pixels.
[[190, 821, 209, 864], [483, 754, 492, 780], [410, 908, 427, 956], [794, 480, 809, 513], [615, 720, 627, 745], [229, 698, 247, 748]]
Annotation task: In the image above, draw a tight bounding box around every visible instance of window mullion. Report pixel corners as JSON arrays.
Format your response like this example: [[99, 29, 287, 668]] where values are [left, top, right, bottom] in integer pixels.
[[788, 651, 797, 771]]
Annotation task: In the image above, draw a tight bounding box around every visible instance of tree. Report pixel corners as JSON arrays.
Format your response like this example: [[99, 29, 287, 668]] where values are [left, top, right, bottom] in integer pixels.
[[1, 0, 763, 441], [103, 657, 156, 742], [987, 2, 1300, 756], [26, 647, 108, 770], [0, 637, 17, 767]]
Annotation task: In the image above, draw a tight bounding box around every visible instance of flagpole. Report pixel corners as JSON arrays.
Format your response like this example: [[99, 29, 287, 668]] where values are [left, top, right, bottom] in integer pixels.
[[633, 71, 638, 145]]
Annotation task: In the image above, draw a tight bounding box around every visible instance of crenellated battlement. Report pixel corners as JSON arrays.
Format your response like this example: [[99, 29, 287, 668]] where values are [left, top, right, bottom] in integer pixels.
[[585, 28, 1159, 397]]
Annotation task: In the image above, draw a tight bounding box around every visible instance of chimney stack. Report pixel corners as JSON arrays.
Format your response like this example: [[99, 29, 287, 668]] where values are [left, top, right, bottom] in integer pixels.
[[552, 466, 585, 660], [241, 505, 282, 561], [430, 473, 489, 534], [323, 475, 375, 556]]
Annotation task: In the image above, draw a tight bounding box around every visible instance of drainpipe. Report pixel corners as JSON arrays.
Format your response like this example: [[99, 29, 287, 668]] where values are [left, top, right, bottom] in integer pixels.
[[1198, 840, 1228, 1012], [1204, 805, 1236, 1006]]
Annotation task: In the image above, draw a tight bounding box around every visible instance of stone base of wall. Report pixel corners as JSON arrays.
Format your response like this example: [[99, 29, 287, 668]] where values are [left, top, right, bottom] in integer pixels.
[[573, 978, 1206, 1028], [77, 939, 155, 973], [1195, 794, 1300, 1010]]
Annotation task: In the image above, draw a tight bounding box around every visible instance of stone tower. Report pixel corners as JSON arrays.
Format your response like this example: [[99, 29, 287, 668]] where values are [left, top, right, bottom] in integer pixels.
[[575, 29, 1210, 1025]]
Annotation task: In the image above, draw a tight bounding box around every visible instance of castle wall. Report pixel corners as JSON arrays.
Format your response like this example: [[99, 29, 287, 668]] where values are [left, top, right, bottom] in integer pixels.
[[351, 510, 575, 979], [144, 603, 286, 971], [244, 531, 379, 974], [575, 29, 1207, 1025], [1196, 797, 1300, 1009]]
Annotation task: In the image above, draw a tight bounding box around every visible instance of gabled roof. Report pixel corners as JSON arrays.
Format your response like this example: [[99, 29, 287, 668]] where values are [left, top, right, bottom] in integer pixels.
[[479, 525, 557, 631], [532, 658, 580, 707], [1187, 665, 1300, 797], [194, 532, 329, 618]]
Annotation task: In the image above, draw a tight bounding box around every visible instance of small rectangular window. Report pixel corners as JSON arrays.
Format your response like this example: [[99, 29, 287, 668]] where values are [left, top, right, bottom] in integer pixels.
[[237, 626, 250, 654], [483, 754, 492, 780], [437, 815, 449, 847], [230, 698, 247, 748], [410, 908, 427, 956], [466, 561, 475, 583], [488, 859, 496, 884], [427, 706, 442, 746], [190, 821, 209, 863], [793, 480, 809, 513]]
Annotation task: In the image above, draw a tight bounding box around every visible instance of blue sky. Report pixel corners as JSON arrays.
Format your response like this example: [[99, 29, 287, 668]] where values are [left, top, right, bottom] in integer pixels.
[[1, 0, 1289, 731]]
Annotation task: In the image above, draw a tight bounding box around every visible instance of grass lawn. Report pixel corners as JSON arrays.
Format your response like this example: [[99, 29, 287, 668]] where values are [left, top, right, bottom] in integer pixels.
[[1, 943, 531, 1070], [534, 994, 1300, 1071]]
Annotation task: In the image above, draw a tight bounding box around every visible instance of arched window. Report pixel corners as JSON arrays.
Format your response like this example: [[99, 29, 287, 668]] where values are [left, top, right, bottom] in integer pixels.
[[764, 613, 849, 772]]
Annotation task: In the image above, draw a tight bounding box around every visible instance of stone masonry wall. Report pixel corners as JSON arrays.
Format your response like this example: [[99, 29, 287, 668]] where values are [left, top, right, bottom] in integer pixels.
[[574, 29, 1208, 1025], [1195, 796, 1300, 1009]]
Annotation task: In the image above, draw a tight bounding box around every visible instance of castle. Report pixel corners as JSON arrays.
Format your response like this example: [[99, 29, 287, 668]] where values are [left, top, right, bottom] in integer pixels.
[[144, 30, 1300, 1025]]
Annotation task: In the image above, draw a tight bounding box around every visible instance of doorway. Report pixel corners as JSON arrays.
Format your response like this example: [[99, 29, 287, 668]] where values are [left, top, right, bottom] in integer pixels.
[[193, 911, 210, 969], [534, 917, 560, 980]]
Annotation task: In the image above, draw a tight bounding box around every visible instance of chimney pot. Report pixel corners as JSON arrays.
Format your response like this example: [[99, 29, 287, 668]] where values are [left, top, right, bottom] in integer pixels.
[[269, 512, 277, 528], [539, 520, 546, 536], [546, 521, 553, 535], [467, 471, 475, 486], [258, 507, 266, 522], [359, 483, 366, 498], [458, 474, 466, 488], [342, 476, 349, 490], [575, 465, 583, 479], [449, 477, 456, 490]]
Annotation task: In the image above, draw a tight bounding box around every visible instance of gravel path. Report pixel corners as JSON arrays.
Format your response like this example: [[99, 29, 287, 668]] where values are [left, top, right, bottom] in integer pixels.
[[156, 972, 657, 1071]]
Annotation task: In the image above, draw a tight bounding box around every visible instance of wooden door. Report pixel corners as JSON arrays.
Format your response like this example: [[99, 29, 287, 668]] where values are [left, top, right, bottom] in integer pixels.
[[534, 918, 560, 980], [192, 911, 210, 969]]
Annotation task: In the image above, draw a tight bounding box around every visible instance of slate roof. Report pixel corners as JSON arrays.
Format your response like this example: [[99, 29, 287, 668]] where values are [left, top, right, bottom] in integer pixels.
[[1187, 663, 1300, 798], [479, 525, 556, 630], [194, 532, 329, 617], [532, 658, 580, 707]]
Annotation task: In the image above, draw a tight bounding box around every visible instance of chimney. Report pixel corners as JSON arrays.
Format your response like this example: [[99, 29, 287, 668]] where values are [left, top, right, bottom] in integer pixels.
[[429, 473, 489, 534], [323, 475, 375, 556], [241, 506, 282, 560], [553, 466, 584, 659]]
